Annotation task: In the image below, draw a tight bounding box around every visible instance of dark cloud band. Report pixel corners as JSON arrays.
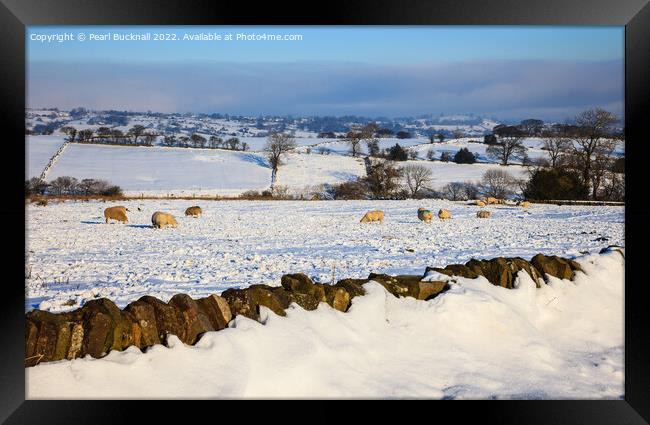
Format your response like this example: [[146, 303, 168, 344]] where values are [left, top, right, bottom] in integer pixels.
[[27, 59, 623, 121]]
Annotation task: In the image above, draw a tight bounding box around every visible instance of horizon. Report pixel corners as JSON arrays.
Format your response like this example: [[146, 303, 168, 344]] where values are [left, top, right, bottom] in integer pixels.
[[25, 106, 620, 126], [27, 26, 624, 122]]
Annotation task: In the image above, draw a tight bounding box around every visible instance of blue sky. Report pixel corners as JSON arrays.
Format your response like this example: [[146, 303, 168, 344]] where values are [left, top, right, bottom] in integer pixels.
[[26, 26, 624, 121]]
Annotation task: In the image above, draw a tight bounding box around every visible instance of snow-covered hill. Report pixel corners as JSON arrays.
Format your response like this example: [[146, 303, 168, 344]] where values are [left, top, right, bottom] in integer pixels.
[[46, 143, 273, 197], [25, 117, 624, 197], [26, 108, 503, 141], [25, 135, 537, 196]]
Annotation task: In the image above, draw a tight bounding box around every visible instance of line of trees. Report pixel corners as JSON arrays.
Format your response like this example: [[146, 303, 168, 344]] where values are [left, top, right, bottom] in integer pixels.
[[60, 125, 251, 151], [429, 169, 519, 200], [327, 161, 521, 201], [341, 123, 481, 165], [25, 177, 123, 197], [162, 134, 249, 151], [63, 125, 158, 147]]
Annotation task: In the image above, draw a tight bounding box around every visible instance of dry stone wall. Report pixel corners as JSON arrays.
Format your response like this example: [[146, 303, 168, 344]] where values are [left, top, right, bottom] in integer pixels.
[[25, 250, 621, 368]]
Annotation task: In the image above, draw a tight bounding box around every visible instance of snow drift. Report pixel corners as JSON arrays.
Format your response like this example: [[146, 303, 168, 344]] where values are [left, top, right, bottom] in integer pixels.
[[26, 249, 624, 399]]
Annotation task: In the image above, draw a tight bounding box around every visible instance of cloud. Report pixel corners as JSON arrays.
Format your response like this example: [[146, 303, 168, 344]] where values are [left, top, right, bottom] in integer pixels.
[[27, 59, 623, 121]]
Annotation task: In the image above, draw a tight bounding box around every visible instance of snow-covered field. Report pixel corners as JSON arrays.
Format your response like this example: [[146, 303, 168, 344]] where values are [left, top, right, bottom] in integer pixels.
[[275, 153, 367, 193], [25, 199, 624, 399], [25, 135, 67, 178], [26, 199, 623, 310], [46, 143, 273, 196], [294, 137, 434, 155], [408, 138, 550, 162]]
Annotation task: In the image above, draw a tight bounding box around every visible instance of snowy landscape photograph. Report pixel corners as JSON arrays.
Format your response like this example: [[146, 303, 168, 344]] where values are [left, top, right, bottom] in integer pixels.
[[24, 26, 625, 399]]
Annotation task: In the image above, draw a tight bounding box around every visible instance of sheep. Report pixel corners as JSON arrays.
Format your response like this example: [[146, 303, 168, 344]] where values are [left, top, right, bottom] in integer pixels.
[[518, 201, 531, 209], [152, 211, 178, 229], [185, 206, 202, 217], [417, 208, 433, 223], [438, 209, 452, 220], [475, 200, 486, 207], [360, 210, 385, 224], [104, 206, 129, 224], [477, 210, 492, 219], [485, 197, 498, 205]]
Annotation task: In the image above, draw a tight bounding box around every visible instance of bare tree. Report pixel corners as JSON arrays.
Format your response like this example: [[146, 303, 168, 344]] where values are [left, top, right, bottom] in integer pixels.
[[110, 129, 125, 144], [77, 129, 94, 143], [589, 155, 616, 201], [442, 182, 466, 201], [209, 135, 222, 149], [77, 178, 110, 196], [479, 169, 516, 199], [541, 128, 571, 167], [178, 135, 190, 148], [227, 137, 240, 150], [163, 135, 177, 147], [462, 181, 480, 200], [345, 129, 363, 157], [142, 132, 157, 146], [569, 108, 620, 199], [79, 178, 121, 196], [346, 123, 378, 157], [600, 170, 624, 202], [78, 178, 98, 196], [402, 164, 433, 198], [96, 127, 111, 142], [426, 148, 436, 161], [191, 133, 207, 148], [127, 125, 146, 145], [265, 132, 297, 184], [25, 177, 49, 196], [271, 185, 291, 199], [363, 122, 380, 138], [486, 126, 527, 165], [49, 176, 78, 196], [60, 126, 78, 143]]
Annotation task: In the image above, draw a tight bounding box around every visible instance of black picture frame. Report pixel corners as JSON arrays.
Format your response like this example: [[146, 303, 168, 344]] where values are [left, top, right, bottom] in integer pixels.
[[1, 0, 648, 422]]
